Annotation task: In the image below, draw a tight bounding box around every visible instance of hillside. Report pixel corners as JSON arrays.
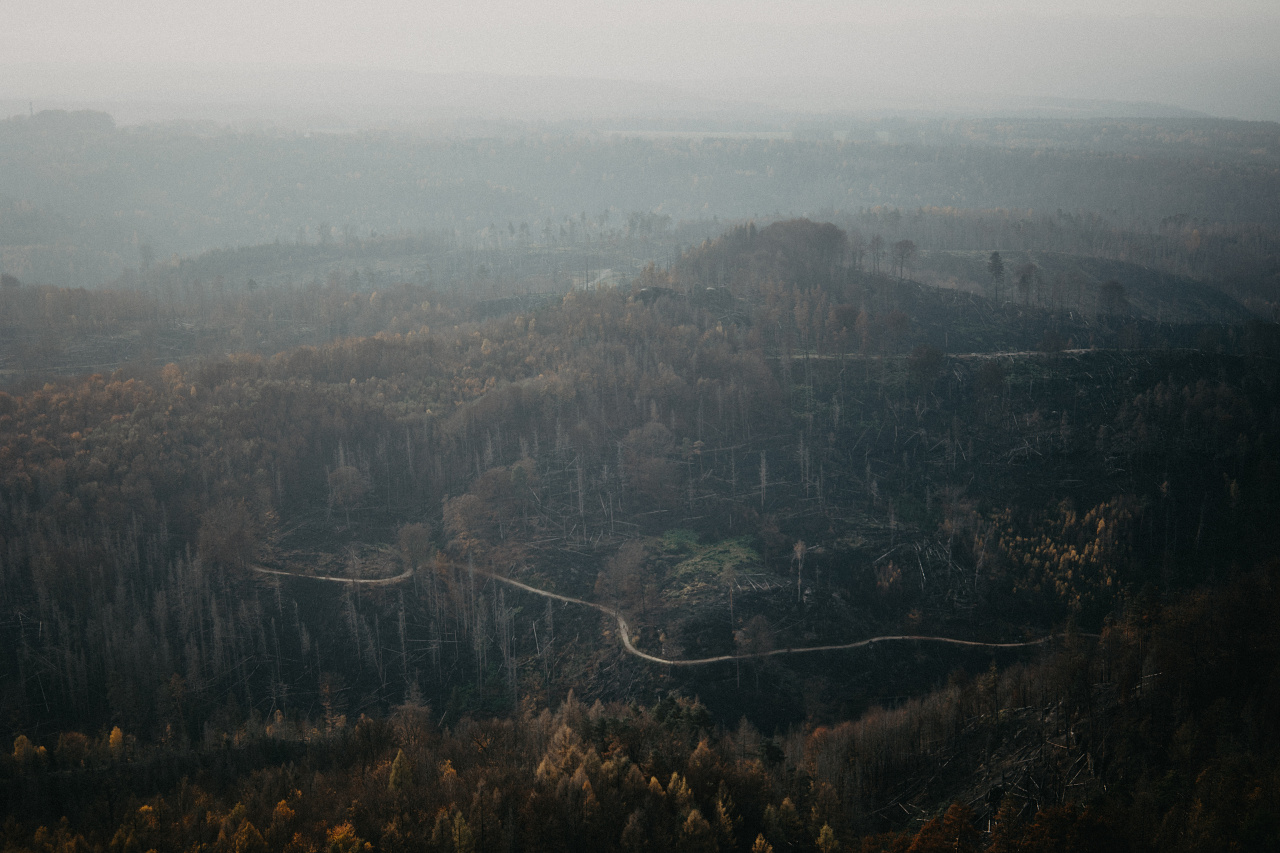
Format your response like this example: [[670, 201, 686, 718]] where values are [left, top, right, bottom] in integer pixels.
[[918, 250, 1255, 325], [1, 219, 1278, 850]]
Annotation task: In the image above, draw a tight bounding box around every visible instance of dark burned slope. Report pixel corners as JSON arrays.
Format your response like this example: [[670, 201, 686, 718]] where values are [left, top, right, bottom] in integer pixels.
[[0, 220, 1276, 851], [2, 219, 1277, 732], [1, 219, 1279, 850], [5, 567, 1278, 852]]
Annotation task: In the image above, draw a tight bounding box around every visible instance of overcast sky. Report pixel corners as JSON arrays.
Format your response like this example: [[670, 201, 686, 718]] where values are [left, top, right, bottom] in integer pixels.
[[4, 0, 1279, 120]]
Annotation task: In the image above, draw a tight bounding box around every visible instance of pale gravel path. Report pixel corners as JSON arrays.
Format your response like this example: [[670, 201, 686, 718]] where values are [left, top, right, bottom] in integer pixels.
[[476, 569, 1070, 667], [251, 562, 1074, 663], [251, 564, 414, 585]]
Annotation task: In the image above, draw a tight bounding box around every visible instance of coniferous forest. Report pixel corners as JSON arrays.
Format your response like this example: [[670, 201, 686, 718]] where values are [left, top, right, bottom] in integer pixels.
[[2, 111, 1280, 852]]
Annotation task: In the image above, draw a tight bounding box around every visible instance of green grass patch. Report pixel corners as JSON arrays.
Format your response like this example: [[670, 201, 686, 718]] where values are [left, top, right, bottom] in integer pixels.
[[665, 536, 763, 599], [659, 528, 701, 555]]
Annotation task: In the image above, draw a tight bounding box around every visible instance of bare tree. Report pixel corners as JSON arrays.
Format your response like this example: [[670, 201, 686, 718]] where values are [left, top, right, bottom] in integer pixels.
[[987, 251, 1005, 302], [759, 451, 768, 510], [792, 540, 807, 603], [1015, 261, 1039, 305], [329, 465, 368, 525], [847, 229, 867, 273], [891, 239, 917, 280], [1098, 279, 1129, 318]]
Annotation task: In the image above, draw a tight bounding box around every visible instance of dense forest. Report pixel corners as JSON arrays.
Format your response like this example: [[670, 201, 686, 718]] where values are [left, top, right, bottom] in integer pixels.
[[2, 110, 1280, 851]]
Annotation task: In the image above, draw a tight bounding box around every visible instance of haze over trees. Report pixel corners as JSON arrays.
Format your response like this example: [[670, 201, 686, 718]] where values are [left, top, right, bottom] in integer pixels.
[[1, 106, 1280, 852]]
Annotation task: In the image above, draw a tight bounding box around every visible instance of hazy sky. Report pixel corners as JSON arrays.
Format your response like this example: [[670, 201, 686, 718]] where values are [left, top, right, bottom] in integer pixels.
[[5, 0, 1280, 120]]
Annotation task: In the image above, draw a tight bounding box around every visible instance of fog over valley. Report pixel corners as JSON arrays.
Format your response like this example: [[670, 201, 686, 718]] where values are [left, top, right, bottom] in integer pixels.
[[2, 4, 1280, 852]]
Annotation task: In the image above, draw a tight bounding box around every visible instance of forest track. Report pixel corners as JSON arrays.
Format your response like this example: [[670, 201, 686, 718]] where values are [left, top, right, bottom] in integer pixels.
[[777, 348, 1112, 362], [248, 562, 1076, 661], [476, 569, 1072, 667], [250, 564, 414, 585]]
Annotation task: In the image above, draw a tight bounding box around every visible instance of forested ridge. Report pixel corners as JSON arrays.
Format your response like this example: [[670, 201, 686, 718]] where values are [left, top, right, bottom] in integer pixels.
[[5, 109, 1280, 296], [2, 214, 1279, 849]]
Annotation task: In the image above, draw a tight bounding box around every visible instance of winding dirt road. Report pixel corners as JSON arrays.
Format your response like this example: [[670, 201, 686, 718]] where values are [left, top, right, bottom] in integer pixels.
[[251, 564, 414, 586], [475, 569, 1068, 667], [251, 561, 1073, 665]]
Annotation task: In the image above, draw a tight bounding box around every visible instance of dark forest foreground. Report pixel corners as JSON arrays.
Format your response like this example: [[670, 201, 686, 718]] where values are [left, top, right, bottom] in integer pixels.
[[2, 218, 1279, 851]]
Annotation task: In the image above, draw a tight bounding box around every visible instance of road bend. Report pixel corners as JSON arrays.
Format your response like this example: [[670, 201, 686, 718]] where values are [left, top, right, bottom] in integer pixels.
[[475, 569, 1076, 667], [250, 562, 1080, 664]]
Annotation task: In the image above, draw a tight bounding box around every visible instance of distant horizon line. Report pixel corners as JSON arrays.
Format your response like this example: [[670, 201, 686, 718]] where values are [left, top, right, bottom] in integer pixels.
[[0, 61, 1249, 124]]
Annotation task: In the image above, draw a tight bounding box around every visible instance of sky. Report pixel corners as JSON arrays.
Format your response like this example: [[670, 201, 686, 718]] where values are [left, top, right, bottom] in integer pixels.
[[3, 0, 1280, 121]]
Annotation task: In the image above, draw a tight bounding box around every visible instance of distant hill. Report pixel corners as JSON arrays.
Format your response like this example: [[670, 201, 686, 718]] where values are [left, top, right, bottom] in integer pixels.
[[919, 250, 1255, 325]]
